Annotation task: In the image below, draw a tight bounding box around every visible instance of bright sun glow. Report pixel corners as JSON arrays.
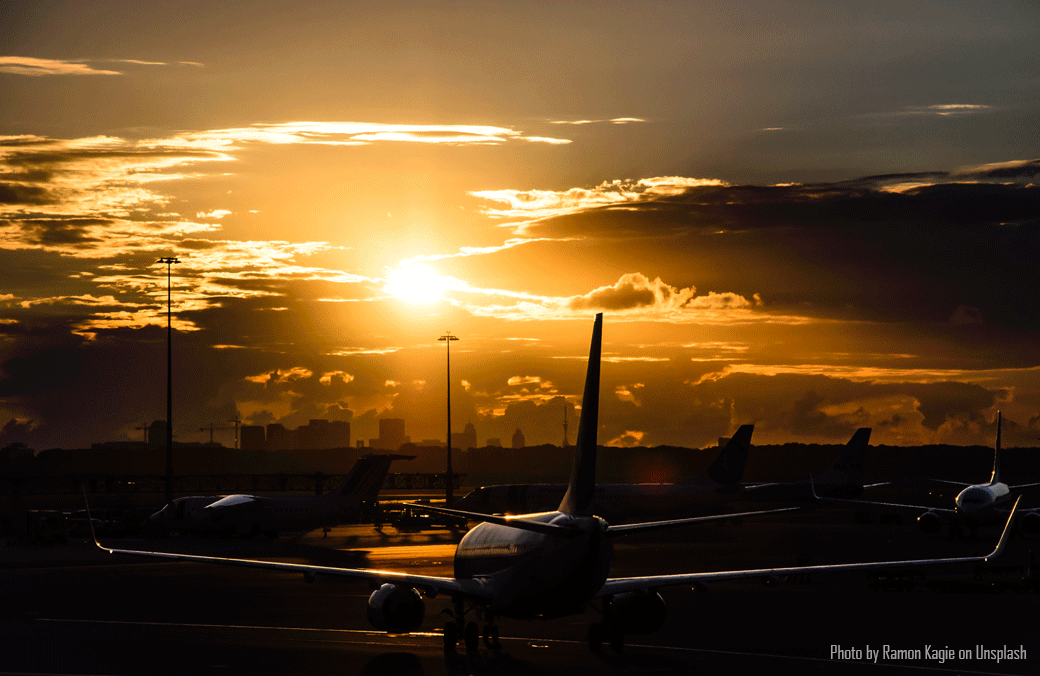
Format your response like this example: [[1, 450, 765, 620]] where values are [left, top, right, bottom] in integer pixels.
[[383, 263, 454, 304]]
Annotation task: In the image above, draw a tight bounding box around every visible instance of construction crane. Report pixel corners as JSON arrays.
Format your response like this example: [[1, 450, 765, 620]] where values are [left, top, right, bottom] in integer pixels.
[[228, 417, 242, 450], [199, 422, 238, 448], [134, 423, 150, 444]]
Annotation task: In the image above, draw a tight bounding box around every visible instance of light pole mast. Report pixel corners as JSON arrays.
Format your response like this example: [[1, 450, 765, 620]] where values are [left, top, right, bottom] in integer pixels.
[[157, 257, 180, 506], [439, 332, 459, 507]]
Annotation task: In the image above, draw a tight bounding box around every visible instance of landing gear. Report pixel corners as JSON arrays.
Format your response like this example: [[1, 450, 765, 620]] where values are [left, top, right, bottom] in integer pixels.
[[588, 622, 625, 653], [483, 623, 501, 650], [588, 622, 604, 652], [443, 621, 458, 651], [442, 599, 500, 652], [588, 597, 625, 653], [609, 629, 625, 653], [464, 621, 479, 652]]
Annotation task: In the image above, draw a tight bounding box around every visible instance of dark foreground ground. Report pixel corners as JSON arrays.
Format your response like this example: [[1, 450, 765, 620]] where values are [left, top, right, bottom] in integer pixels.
[[2, 506, 1037, 676]]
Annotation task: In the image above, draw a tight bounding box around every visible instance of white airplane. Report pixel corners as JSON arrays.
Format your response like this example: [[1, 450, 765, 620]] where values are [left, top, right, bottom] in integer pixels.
[[88, 314, 1020, 653], [147, 495, 223, 534], [823, 412, 1040, 535], [147, 454, 408, 536], [452, 424, 753, 521]]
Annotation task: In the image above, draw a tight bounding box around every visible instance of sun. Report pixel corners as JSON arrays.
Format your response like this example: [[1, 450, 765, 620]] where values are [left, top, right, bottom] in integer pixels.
[[383, 263, 454, 304]]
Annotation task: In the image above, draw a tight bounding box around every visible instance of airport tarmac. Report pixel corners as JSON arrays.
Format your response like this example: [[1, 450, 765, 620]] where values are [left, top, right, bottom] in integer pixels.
[[2, 509, 1037, 675]]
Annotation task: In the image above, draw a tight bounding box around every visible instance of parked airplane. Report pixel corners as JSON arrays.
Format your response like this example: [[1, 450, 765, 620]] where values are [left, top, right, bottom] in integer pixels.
[[453, 426, 873, 520], [735, 427, 875, 502], [147, 453, 409, 536], [147, 495, 223, 534], [87, 314, 1019, 654], [824, 413, 1040, 535], [452, 424, 753, 520]]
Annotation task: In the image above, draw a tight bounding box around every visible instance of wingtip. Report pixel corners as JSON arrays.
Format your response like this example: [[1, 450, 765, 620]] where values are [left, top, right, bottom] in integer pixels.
[[80, 482, 106, 551], [985, 495, 1020, 562]]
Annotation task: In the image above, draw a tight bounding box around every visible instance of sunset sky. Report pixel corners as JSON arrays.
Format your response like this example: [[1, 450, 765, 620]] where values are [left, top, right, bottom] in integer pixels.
[[2, 1, 1039, 452]]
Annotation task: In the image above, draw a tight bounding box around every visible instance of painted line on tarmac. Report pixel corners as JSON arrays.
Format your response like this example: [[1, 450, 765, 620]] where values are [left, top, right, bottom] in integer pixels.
[[34, 619, 1018, 676]]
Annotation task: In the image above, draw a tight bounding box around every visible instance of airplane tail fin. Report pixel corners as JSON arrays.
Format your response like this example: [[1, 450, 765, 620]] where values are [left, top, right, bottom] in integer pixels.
[[333, 454, 410, 498], [704, 425, 752, 485], [813, 427, 870, 490], [990, 411, 1002, 484], [559, 313, 603, 517]]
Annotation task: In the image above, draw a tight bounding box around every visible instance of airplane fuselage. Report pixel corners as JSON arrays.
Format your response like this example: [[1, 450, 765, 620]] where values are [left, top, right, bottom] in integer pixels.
[[454, 512, 612, 619], [197, 494, 366, 534], [955, 482, 1011, 521]]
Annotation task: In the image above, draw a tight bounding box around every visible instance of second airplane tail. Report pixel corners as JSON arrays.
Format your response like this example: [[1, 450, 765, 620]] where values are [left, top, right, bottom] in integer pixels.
[[333, 454, 411, 498], [812, 427, 870, 494], [704, 425, 753, 485]]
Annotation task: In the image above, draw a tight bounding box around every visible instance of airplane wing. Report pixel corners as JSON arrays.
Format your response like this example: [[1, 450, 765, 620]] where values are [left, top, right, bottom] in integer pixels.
[[814, 495, 957, 515], [1008, 481, 1040, 490], [604, 506, 800, 537], [401, 502, 801, 538], [918, 478, 971, 488], [91, 538, 490, 599], [393, 503, 586, 536], [83, 489, 489, 600], [597, 497, 1020, 597]]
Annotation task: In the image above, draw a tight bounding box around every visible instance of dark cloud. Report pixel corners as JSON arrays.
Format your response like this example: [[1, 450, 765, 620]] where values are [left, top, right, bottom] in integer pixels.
[[13, 216, 109, 247], [533, 176, 1040, 330], [685, 372, 1003, 444], [963, 159, 1040, 181], [0, 182, 54, 205], [0, 417, 38, 449]]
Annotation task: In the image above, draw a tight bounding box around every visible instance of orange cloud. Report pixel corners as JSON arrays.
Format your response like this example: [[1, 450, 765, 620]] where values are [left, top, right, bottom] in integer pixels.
[[0, 57, 122, 76], [471, 176, 727, 224]]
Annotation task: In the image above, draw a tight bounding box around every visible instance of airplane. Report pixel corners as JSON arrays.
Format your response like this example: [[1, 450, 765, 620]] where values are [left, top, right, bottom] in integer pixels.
[[735, 427, 877, 502], [147, 453, 410, 537], [87, 314, 1020, 654], [452, 424, 753, 521], [820, 412, 1040, 535], [452, 426, 874, 520]]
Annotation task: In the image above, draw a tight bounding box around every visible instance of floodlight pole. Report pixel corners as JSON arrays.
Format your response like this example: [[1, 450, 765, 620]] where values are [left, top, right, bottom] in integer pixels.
[[439, 332, 459, 507], [158, 257, 180, 506]]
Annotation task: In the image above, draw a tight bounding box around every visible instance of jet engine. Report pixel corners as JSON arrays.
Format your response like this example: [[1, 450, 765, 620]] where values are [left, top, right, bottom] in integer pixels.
[[610, 590, 666, 635], [917, 511, 942, 533], [1020, 511, 1040, 534], [366, 583, 425, 634]]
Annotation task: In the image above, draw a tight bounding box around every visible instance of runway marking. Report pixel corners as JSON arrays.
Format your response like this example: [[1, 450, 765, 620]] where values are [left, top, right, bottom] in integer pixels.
[[35, 617, 437, 637], [33, 619, 1022, 676]]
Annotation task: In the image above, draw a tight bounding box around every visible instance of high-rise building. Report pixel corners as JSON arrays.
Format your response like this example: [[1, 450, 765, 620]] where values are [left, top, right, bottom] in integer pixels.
[[297, 419, 329, 449], [148, 420, 167, 448], [451, 421, 478, 451], [240, 425, 265, 450], [266, 423, 290, 450], [258, 420, 350, 450], [328, 420, 351, 448], [378, 418, 407, 451], [511, 428, 525, 449]]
